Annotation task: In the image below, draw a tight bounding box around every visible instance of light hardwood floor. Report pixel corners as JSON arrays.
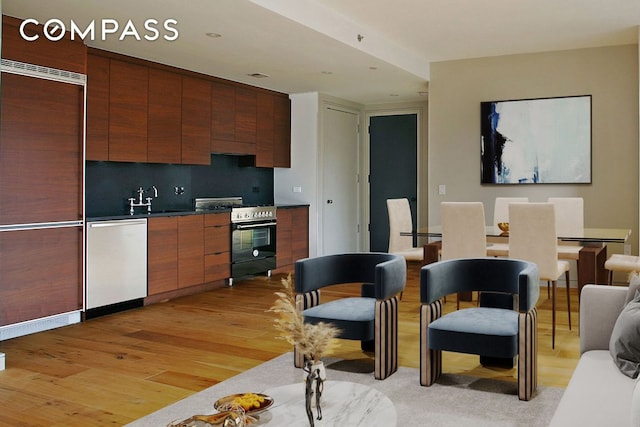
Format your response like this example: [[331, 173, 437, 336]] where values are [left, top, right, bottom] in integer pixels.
[[0, 263, 580, 426]]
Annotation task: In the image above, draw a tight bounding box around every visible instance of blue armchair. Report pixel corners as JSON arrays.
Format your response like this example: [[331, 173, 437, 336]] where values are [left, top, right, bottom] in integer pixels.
[[420, 257, 540, 400], [294, 252, 406, 379]]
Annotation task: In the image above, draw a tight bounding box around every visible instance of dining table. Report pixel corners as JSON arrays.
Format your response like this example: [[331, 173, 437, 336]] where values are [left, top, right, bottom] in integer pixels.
[[402, 226, 632, 299]]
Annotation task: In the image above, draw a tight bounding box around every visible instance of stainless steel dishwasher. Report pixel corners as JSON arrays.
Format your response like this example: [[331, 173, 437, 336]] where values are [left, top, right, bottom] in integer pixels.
[[86, 218, 148, 313]]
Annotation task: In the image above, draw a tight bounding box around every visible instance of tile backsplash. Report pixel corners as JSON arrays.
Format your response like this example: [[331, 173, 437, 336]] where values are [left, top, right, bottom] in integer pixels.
[[85, 154, 274, 217]]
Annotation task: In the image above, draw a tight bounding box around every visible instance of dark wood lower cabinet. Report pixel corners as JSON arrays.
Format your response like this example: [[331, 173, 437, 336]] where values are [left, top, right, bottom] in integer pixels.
[[275, 206, 309, 274], [0, 227, 82, 326], [148, 216, 179, 295]]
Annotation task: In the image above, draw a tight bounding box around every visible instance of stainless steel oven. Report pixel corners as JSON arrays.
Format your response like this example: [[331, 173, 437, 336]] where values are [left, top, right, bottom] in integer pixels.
[[231, 205, 277, 279]]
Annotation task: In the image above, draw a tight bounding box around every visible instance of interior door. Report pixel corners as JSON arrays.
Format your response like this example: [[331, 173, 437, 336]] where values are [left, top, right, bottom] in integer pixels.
[[321, 106, 359, 255], [369, 114, 418, 252]]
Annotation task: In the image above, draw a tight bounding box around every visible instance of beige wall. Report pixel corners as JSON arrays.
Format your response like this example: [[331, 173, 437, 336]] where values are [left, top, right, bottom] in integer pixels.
[[427, 44, 639, 256]]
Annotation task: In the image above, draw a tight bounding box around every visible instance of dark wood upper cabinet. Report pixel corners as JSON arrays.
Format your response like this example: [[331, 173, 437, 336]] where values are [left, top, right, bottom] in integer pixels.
[[1, 16, 86, 74], [211, 81, 236, 144], [182, 76, 212, 165], [108, 59, 148, 162], [148, 69, 182, 164], [256, 92, 275, 168], [86, 53, 110, 161], [235, 88, 257, 147]]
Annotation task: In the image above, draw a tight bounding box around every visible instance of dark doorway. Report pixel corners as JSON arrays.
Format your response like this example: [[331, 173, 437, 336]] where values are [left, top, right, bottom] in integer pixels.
[[369, 114, 418, 252]]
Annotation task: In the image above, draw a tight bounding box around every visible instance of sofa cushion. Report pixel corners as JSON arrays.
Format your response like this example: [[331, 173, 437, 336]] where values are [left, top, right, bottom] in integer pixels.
[[549, 350, 636, 427], [610, 293, 640, 378]]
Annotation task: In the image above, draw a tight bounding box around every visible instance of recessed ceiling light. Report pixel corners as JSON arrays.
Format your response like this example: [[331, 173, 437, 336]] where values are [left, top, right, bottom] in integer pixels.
[[389, 94, 399, 97], [247, 73, 269, 78], [369, 66, 378, 70], [321, 71, 333, 75], [205, 32, 222, 38]]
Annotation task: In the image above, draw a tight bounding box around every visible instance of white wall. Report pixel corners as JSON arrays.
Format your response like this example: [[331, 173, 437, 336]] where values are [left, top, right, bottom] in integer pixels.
[[274, 92, 320, 257]]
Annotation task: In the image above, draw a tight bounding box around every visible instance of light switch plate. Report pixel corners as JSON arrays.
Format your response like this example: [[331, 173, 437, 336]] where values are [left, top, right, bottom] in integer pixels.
[[438, 184, 446, 195], [293, 186, 302, 193]]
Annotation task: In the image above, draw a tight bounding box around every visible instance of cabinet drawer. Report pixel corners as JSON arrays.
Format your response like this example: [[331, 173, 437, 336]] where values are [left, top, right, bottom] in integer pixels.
[[205, 252, 230, 282], [205, 225, 230, 254], [204, 212, 230, 227]]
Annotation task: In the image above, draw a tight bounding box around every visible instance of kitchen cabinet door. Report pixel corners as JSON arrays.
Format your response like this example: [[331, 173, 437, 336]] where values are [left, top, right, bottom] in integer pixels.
[[0, 73, 83, 225], [291, 207, 310, 262], [178, 215, 205, 288], [1, 227, 82, 325], [204, 213, 230, 283], [182, 76, 212, 165], [1, 16, 86, 74], [211, 81, 236, 150], [276, 208, 293, 269], [273, 95, 292, 168], [148, 69, 182, 163], [256, 92, 275, 168], [109, 59, 148, 162], [234, 87, 257, 152], [86, 53, 110, 161], [148, 217, 179, 295]]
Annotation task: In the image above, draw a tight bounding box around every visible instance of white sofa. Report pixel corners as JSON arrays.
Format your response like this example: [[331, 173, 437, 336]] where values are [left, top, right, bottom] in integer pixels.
[[549, 284, 640, 426]]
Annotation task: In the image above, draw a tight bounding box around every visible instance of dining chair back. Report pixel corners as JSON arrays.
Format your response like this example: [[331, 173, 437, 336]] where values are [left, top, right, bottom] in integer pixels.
[[441, 202, 487, 260], [509, 202, 571, 348], [548, 197, 584, 261], [493, 197, 529, 227], [487, 197, 529, 257], [441, 201, 487, 308], [386, 198, 423, 262]]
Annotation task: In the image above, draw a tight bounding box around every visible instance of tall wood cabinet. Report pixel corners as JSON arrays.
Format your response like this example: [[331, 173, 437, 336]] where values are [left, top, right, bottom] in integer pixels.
[[0, 16, 85, 326]]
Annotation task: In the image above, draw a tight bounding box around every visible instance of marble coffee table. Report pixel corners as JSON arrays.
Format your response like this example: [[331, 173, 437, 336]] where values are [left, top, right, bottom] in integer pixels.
[[255, 380, 397, 426]]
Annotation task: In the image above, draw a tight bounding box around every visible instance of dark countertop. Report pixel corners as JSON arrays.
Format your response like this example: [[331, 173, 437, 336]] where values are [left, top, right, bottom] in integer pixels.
[[86, 204, 308, 222]]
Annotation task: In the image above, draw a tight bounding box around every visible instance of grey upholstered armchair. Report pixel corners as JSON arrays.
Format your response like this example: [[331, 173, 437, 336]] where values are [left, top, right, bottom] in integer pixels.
[[420, 257, 540, 400], [294, 252, 406, 380]]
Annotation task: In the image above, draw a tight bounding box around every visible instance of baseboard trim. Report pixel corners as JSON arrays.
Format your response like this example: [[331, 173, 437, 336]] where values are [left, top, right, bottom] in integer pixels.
[[0, 311, 81, 341]]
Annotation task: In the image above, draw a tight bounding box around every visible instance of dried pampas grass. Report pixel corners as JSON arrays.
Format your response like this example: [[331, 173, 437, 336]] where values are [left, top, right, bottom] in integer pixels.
[[269, 274, 339, 363]]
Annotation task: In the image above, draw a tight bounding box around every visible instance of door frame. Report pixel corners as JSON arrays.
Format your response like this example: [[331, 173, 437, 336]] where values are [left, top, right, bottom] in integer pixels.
[[363, 107, 424, 251], [317, 99, 363, 255]]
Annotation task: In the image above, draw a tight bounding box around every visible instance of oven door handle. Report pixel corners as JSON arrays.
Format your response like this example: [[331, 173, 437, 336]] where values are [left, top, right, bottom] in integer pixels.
[[234, 222, 277, 230]]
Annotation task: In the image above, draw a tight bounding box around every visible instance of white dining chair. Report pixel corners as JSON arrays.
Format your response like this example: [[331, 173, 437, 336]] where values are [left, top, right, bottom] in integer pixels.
[[486, 197, 528, 257], [441, 201, 487, 308], [509, 202, 571, 349], [387, 198, 423, 262], [548, 197, 584, 261]]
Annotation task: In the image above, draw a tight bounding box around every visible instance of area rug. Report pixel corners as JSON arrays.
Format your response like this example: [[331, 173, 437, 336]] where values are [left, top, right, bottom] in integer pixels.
[[126, 353, 564, 426]]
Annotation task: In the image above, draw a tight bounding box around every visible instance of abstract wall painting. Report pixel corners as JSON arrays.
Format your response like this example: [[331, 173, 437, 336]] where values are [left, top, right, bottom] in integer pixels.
[[480, 95, 591, 184]]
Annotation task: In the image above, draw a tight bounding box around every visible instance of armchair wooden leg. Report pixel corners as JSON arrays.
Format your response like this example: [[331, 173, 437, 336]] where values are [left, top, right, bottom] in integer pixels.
[[294, 290, 321, 369], [374, 296, 399, 380], [420, 301, 443, 386], [518, 308, 538, 401], [565, 270, 571, 331]]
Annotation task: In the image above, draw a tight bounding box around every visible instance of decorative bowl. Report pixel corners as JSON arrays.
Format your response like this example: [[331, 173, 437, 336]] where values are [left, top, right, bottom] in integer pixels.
[[497, 222, 509, 232]]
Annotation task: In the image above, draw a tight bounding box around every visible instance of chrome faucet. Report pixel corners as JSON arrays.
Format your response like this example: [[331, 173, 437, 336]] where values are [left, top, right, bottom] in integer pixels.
[[129, 185, 158, 214]]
